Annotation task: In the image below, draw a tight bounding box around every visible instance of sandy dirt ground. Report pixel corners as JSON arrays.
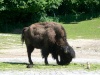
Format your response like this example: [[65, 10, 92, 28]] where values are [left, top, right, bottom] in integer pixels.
[[0, 39, 100, 75], [0, 39, 100, 60]]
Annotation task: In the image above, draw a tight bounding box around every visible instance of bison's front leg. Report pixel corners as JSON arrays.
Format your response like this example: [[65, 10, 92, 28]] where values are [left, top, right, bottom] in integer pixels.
[[26, 45, 34, 68], [52, 53, 60, 65], [44, 52, 49, 65], [45, 56, 49, 65], [56, 55, 60, 65]]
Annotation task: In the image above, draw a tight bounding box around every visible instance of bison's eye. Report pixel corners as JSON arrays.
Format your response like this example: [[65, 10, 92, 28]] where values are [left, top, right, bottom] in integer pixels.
[[63, 46, 69, 53]]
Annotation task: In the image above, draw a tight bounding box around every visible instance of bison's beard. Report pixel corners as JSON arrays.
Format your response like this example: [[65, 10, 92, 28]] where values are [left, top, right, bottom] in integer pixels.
[[50, 45, 75, 65]]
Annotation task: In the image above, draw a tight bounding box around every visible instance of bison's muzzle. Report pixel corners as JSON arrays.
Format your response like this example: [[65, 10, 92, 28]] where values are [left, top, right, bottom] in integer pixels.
[[59, 46, 75, 65]]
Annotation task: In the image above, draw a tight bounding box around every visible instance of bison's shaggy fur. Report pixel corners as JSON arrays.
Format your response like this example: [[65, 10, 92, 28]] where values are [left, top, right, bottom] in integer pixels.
[[21, 22, 75, 68]]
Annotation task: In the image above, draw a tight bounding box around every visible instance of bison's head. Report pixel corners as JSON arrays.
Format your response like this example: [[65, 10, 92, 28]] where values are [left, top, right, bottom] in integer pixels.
[[63, 45, 75, 58], [59, 45, 75, 65]]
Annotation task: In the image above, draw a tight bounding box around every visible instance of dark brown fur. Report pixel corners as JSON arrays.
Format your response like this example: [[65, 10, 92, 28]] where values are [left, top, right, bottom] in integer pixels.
[[21, 22, 75, 68]]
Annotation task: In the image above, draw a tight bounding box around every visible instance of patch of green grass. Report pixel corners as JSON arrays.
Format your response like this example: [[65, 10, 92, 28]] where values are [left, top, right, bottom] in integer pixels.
[[90, 63, 100, 71], [0, 62, 100, 71], [0, 62, 26, 71], [62, 18, 100, 39], [0, 18, 100, 49], [0, 33, 21, 49]]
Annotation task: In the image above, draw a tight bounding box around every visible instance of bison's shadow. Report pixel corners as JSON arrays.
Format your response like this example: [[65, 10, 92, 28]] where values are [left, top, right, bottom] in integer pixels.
[[3, 62, 27, 65], [2, 62, 58, 66]]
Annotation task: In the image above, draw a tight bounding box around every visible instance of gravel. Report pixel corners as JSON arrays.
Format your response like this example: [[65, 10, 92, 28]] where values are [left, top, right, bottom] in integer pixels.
[[0, 70, 100, 75]]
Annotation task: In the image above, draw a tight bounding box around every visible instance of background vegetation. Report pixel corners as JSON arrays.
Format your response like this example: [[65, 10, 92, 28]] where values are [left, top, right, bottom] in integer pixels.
[[0, 0, 100, 32]]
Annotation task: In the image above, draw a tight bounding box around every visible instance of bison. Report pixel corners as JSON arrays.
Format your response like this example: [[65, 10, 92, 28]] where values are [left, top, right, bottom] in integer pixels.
[[21, 22, 75, 68]]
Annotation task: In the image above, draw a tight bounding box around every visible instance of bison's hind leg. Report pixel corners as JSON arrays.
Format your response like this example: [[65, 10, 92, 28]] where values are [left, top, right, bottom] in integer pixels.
[[26, 45, 34, 68], [41, 49, 49, 65]]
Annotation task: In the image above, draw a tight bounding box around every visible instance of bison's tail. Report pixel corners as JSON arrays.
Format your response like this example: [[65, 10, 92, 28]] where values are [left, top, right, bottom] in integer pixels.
[[21, 28, 26, 45]]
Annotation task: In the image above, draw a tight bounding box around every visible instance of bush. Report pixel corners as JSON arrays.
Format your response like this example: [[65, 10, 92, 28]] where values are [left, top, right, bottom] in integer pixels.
[[0, 0, 100, 33], [58, 0, 100, 14]]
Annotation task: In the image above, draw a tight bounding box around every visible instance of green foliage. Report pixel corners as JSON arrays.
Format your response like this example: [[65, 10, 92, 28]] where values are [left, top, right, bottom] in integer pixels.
[[0, 0, 100, 13], [0, 0, 62, 12], [0, 0, 63, 32], [0, 0, 100, 32], [40, 16, 59, 22], [45, 0, 62, 10], [58, 0, 100, 14]]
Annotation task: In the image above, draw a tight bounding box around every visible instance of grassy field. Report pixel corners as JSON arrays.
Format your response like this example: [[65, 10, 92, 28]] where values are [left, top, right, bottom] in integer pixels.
[[0, 18, 100, 71], [0, 18, 100, 49], [0, 62, 100, 71], [62, 18, 100, 39], [0, 34, 21, 49]]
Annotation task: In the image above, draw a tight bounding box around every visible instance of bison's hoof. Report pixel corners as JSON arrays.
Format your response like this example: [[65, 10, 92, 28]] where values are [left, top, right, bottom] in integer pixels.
[[45, 63, 49, 65], [57, 62, 61, 65], [27, 64, 33, 68], [58, 62, 64, 65]]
